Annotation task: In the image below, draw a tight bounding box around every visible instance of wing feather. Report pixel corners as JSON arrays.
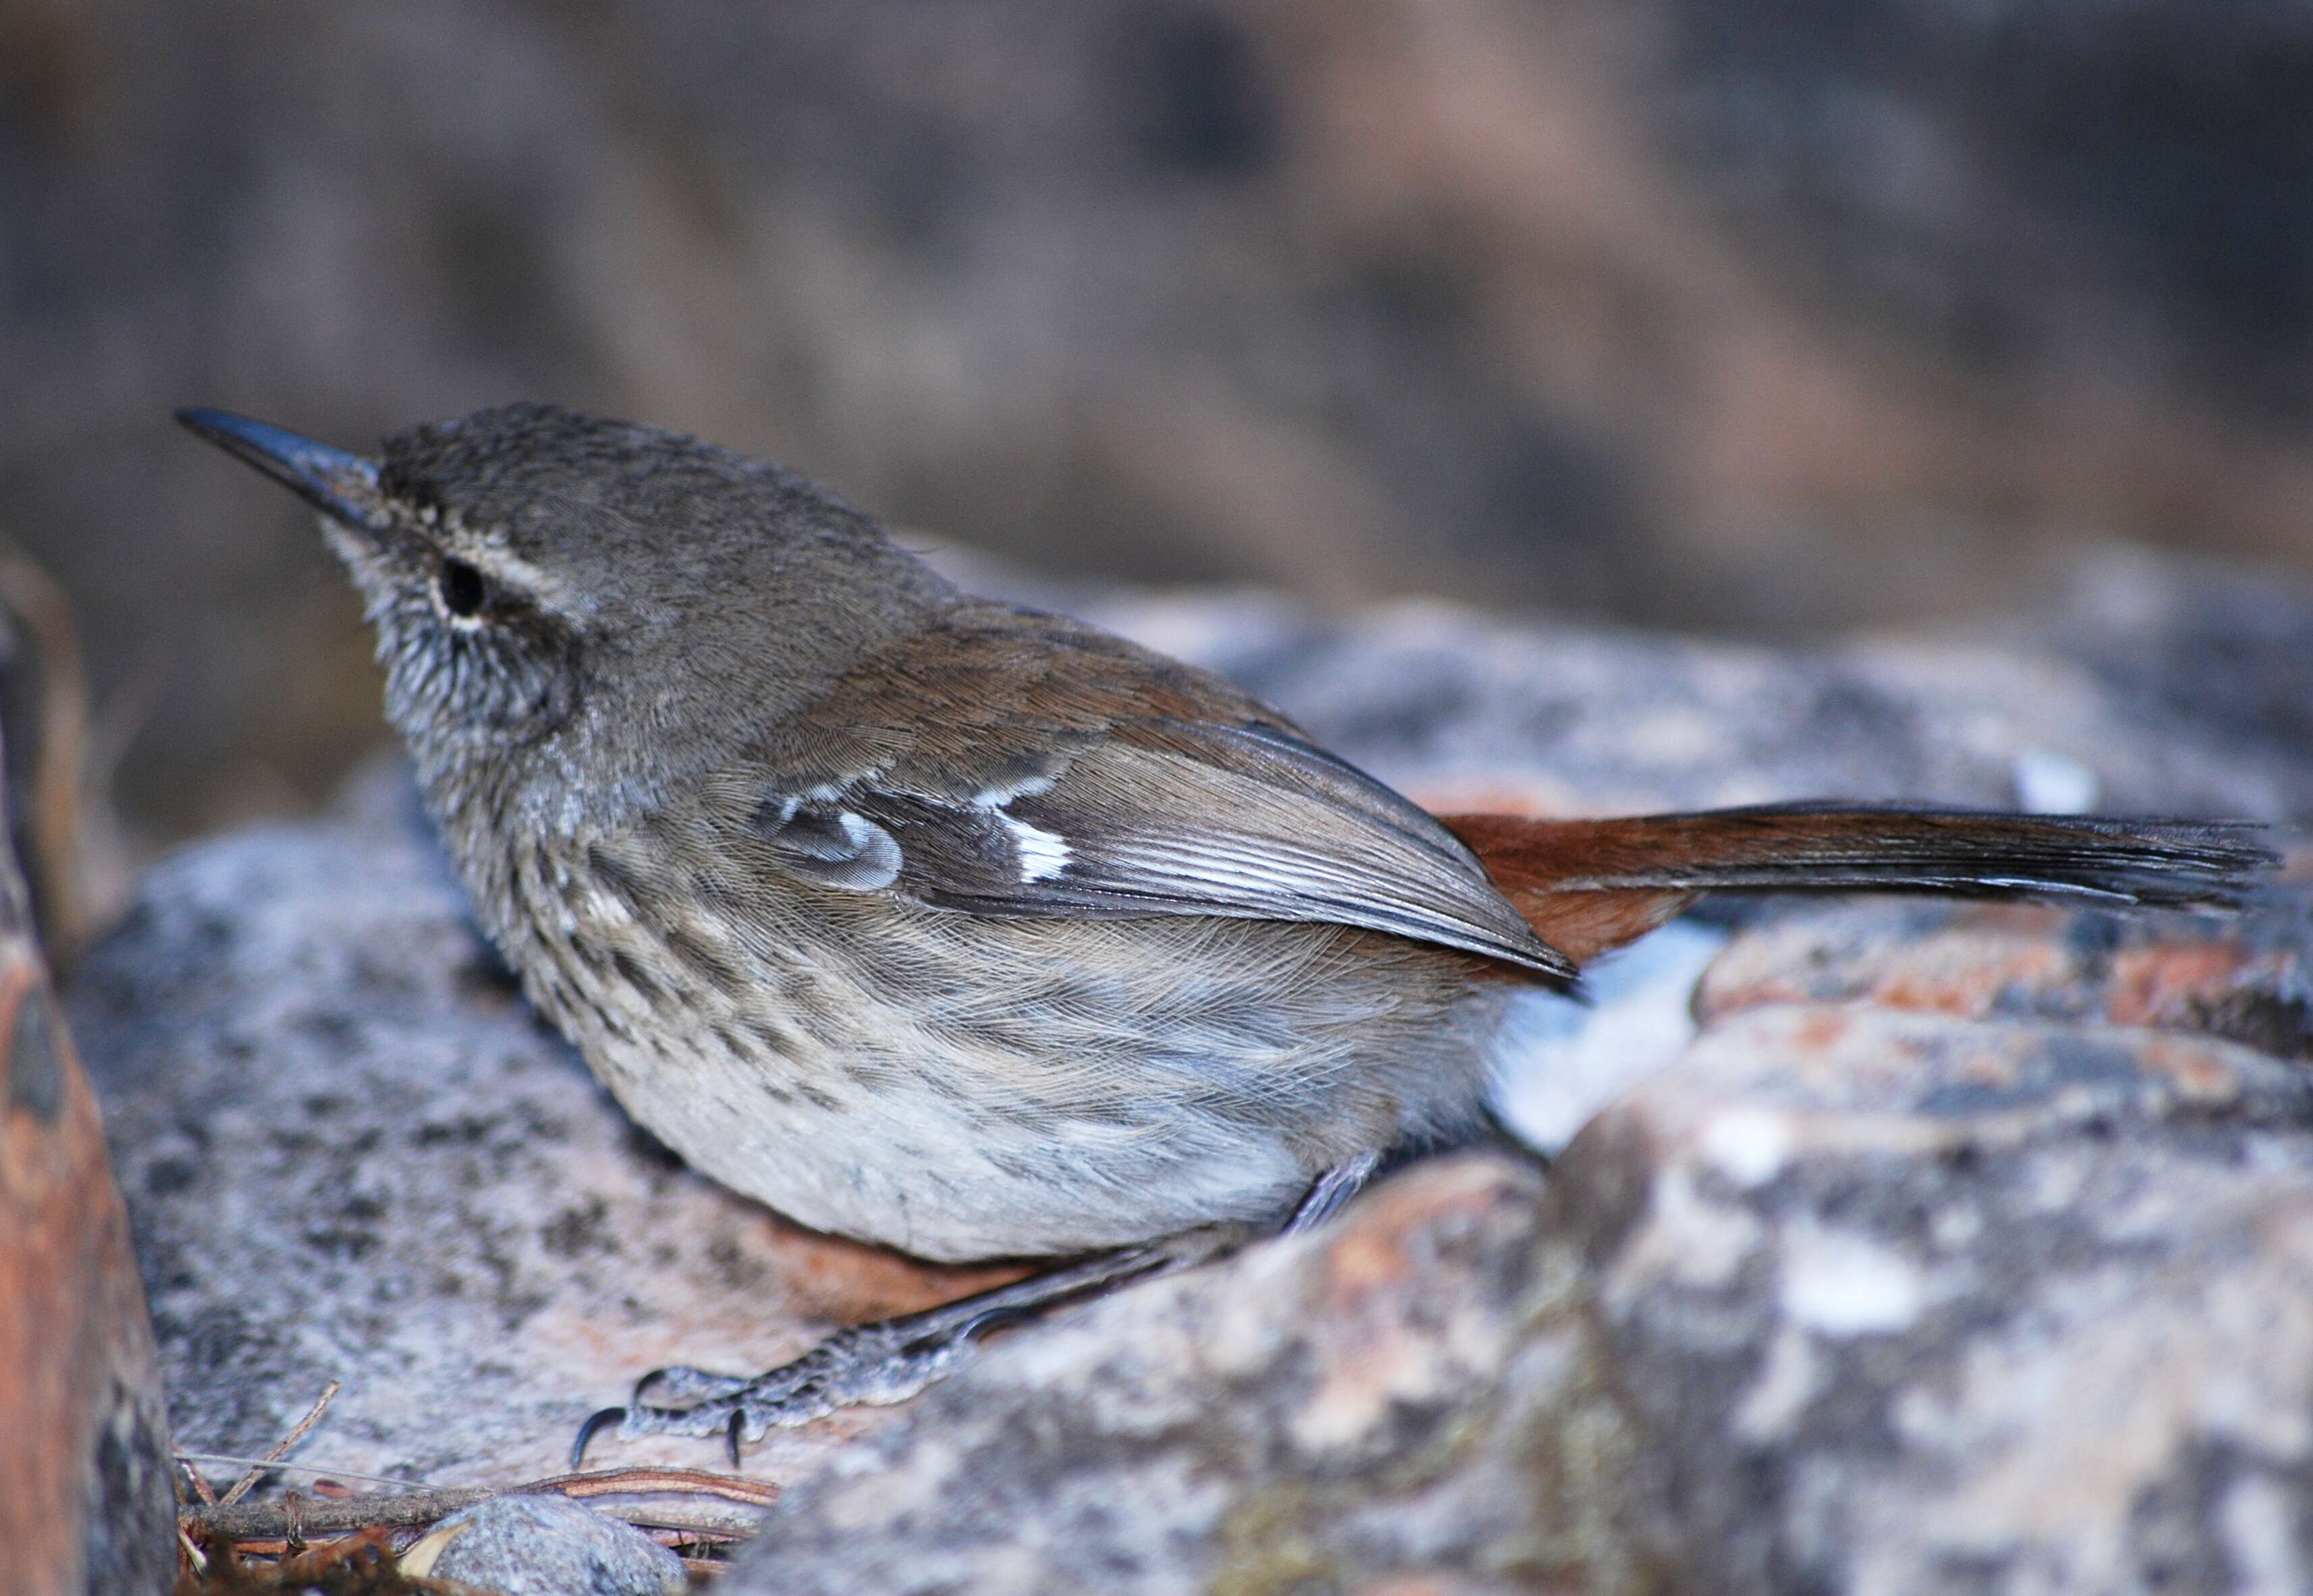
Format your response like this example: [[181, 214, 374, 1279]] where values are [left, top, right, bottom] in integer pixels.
[[741, 604, 1573, 978]]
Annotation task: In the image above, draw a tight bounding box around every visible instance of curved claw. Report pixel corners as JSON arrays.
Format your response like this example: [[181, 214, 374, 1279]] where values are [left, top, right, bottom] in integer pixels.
[[572, 1405, 627, 1472], [630, 1366, 672, 1406], [947, 1301, 1039, 1345], [726, 1407, 746, 1470]]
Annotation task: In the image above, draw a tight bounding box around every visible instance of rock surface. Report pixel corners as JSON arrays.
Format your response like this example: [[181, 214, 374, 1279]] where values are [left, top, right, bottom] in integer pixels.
[[1573, 954, 2313, 1593], [724, 1153, 1593, 1596], [404, 1494, 687, 1596], [0, 759, 175, 1593], [68, 558, 2313, 1590]]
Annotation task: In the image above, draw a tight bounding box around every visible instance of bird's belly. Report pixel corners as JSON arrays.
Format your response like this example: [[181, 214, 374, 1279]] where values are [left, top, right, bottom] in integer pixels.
[[594, 1030, 1311, 1260], [513, 894, 1508, 1261]]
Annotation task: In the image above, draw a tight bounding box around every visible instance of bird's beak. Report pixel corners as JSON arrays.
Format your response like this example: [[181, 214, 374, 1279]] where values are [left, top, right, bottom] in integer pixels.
[[174, 408, 392, 534]]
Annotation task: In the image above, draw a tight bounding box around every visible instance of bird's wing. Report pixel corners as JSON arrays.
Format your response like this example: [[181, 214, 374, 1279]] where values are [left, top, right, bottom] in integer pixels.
[[730, 601, 1574, 979]]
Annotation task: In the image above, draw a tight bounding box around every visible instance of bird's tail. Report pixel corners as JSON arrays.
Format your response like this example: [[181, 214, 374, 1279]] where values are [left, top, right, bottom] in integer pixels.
[[1438, 802, 2277, 965]]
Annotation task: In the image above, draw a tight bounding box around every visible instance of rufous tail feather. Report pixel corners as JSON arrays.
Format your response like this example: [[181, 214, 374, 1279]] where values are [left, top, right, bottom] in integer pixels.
[[1439, 802, 2275, 966]]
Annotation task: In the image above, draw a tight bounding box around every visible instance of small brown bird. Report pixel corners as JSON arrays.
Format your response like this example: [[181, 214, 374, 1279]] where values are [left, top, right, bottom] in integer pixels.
[[178, 403, 2268, 1462]]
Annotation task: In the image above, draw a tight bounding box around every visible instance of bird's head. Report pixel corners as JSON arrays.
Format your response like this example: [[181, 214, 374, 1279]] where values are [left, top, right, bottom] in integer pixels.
[[178, 403, 954, 823]]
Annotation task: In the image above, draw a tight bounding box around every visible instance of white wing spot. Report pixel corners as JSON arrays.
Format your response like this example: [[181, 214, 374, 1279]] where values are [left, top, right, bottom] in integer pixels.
[[831, 812, 903, 891], [1000, 814, 1071, 881]]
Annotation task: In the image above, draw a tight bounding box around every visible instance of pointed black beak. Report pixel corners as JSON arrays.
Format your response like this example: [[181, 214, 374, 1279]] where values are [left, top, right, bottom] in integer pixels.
[[174, 408, 392, 533]]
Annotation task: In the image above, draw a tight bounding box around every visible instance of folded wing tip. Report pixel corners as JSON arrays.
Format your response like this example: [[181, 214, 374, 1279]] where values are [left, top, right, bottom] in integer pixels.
[[1500, 935, 1581, 983]]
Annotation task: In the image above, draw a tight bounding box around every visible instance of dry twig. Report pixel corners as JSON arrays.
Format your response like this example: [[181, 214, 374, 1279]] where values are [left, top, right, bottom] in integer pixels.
[[181, 1466, 777, 1545], [178, 1456, 414, 1492], [179, 1455, 220, 1509], [217, 1381, 342, 1508]]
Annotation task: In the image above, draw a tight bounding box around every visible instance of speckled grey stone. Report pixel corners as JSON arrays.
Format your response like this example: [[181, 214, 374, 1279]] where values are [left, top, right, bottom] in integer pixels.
[[413, 1494, 685, 1596]]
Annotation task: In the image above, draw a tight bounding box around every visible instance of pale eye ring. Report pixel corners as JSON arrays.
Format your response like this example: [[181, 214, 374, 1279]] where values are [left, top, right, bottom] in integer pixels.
[[439, 557, 487, 618]]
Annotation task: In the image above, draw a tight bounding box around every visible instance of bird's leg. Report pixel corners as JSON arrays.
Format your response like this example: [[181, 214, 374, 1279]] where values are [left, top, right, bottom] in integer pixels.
[[576, 1221, 1251, 1468], [575, 1154, 1392, 1468], [1283, 1151, 1381, 1234]]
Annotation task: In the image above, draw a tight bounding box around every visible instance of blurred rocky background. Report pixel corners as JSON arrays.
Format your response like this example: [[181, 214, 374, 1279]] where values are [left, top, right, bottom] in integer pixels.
[[3, 0, 2311, 875]]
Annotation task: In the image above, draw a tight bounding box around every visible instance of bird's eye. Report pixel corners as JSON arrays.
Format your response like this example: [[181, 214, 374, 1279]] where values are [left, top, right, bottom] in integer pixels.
[[438, 558, 487, 618]]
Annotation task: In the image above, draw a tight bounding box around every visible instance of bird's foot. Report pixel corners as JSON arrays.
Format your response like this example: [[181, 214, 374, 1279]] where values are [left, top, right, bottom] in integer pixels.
[[574, 1232, 1238, 1468], [576, 1313, 1000, 1468]]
